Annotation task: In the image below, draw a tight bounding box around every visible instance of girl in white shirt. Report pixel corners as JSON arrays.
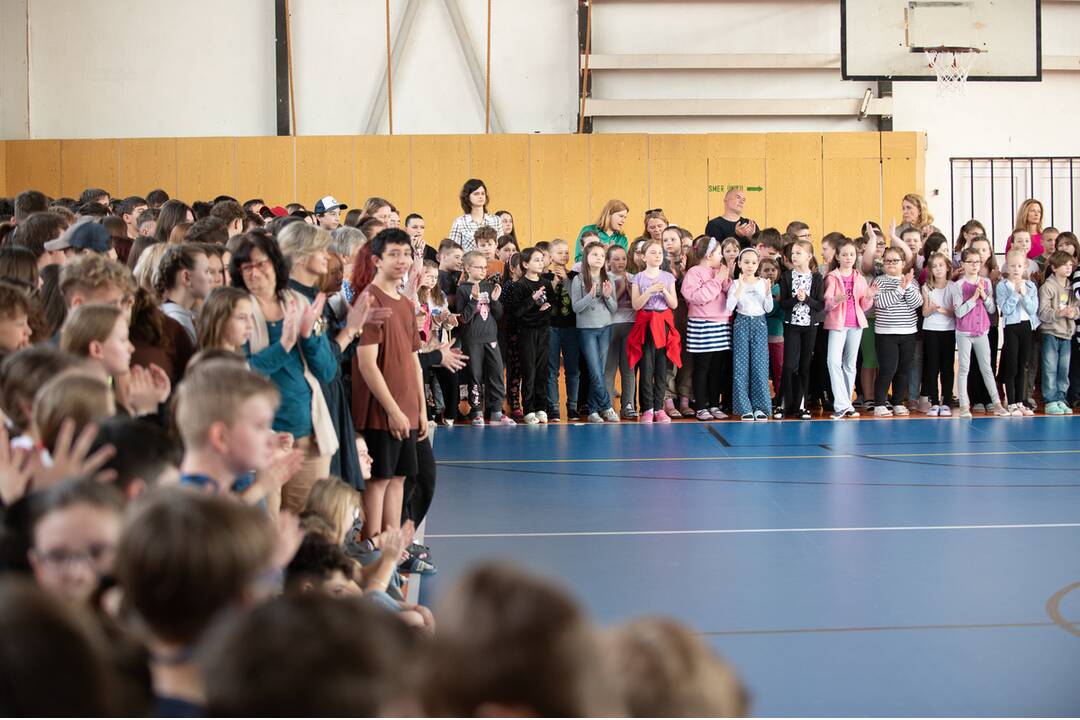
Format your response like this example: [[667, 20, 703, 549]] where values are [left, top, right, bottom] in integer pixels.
[[725, 248, 774, 420], [919, 252, 956, 416]]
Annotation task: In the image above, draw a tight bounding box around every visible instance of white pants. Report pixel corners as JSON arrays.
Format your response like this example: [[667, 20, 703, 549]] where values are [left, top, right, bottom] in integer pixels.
[[827, 327, 863, 413]]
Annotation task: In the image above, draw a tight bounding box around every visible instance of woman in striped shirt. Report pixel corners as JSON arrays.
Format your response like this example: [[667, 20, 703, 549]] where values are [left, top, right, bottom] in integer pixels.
[[871, 246, 923, 417]]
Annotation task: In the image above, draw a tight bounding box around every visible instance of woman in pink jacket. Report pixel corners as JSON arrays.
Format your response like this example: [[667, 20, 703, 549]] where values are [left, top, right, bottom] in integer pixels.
[[823, 239, 877, 418], [681, 236, 733, 420]]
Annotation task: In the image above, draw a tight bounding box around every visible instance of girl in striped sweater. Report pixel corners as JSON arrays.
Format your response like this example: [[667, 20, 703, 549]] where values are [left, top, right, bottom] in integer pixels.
[[681, 235, 732, 420], [871, 246, 923, 417]]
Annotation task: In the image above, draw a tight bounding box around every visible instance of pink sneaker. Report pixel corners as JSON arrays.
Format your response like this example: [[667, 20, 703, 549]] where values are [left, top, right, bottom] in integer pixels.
[[655, 410, 673, 423], [639, 409, 654, 423]]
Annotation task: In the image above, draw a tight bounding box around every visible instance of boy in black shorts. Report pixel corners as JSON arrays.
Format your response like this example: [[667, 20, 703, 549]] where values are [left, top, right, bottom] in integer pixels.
[[352, 229, 428, 543]]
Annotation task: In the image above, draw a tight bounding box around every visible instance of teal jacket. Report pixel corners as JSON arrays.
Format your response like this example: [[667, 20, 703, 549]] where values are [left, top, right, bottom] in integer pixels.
[[574, 224, 628, 261]]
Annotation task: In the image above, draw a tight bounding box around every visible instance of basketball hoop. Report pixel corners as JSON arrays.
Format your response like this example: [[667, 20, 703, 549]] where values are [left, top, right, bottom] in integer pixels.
[[923, 46, 981, 96]]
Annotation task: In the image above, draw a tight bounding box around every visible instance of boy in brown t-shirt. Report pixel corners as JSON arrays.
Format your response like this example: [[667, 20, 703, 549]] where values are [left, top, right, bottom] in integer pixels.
[[352, 228, 428, 542]]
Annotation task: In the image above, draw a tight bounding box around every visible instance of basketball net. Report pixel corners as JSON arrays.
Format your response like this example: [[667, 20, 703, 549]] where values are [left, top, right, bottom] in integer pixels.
[[924, 47, 980, 96]]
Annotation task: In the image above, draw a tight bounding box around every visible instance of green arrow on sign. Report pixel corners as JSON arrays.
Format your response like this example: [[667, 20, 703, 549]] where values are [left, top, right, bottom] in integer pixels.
[[747, 186, 764, 192]]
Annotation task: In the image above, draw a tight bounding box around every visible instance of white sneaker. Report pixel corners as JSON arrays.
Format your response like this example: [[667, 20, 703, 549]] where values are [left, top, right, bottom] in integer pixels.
[[601, 408, 620, 422], [972, 403, 986, 414], [958, 406, 972, 418], [991, 403, 1011, 417], [893, 405, 910, 416], [587, 412, 604, 424], [873, 406, 893, 417], [523, 412, 539, 425], [536, 410, 548, 424], [926, 405, 940, 417]]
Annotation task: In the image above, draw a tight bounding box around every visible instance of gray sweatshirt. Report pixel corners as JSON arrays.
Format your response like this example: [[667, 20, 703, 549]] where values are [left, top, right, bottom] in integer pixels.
[[569, 274, 618, 329]]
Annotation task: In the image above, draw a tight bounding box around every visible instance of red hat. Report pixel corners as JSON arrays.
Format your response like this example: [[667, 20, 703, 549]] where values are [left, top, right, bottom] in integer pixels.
[[267, 206, 288, 217]]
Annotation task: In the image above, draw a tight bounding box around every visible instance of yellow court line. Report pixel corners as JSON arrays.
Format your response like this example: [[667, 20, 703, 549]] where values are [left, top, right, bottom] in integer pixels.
[[437, 448, 1080, 465]]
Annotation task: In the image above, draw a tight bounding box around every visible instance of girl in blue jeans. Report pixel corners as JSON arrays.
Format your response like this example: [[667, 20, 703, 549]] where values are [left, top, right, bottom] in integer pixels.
[[571, 242, 620, 423]]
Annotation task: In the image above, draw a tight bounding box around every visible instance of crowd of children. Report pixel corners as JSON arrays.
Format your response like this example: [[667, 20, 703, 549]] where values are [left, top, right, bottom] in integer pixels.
[[0, 178, 1075, 715]]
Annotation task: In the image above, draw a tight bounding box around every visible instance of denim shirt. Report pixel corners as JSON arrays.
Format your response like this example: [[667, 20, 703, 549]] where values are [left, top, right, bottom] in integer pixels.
[[995, 279, 1040, 331]]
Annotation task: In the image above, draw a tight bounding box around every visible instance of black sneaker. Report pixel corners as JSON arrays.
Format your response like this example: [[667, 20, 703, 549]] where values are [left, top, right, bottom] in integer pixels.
[[771, 406, 784, 420], [799, 409, 812, 420]]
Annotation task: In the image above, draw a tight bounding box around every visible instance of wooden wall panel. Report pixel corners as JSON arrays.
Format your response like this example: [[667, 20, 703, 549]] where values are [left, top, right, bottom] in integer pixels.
[[236, 137, 295, 207], [295, 136, 354, 210], [881, 132, 927, 230], [355, 135, 411, 214], [469, 134, 530, 246], [59, 140, 119, 199], [823, 133, 882, 238], [529, 134, 588, 246], [5, 140, 62, 196], [177, 138, 236, 202], [117, 138, 177, 198], [765, 133, 823, 242], [707, 134, 766, 229], [410, 135, 470, 241], [588, 134, 648, 239], [647, 134, 708, 234]]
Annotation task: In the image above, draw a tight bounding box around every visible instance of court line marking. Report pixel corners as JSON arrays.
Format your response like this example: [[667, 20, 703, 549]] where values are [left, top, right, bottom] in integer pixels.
[[436, 448, 1080, 465], [700, 621, 1074, 637], [425, 521, 1080, 539], [1046, 582, 1080, 638]]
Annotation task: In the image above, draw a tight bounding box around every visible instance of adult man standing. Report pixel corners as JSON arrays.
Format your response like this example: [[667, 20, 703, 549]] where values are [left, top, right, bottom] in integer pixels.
[[705, 188, 758, 248]]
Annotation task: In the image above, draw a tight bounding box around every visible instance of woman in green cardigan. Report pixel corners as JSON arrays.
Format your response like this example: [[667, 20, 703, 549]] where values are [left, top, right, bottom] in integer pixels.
[[574, 199, 629, 261]]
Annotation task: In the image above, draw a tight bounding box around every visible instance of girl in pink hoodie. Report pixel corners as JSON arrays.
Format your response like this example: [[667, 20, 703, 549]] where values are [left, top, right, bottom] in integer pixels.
[[823, 239, 877, 418], [681, 236, 733, 420]]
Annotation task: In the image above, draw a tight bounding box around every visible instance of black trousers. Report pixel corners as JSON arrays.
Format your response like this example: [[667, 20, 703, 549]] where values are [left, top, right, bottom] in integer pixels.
[[637, 333, 668, 412], [691, 350, 722, 411], [402, 437, 435, 526], [874, 333, 916, 407], [968, 325, 999, 405], [782, 324, 818, 414], [808, 325, 832, 405], [921, 329, 955, 405], [518, 325, 550, 414], [1069, 336, 1080, 405], [998, 321, 1032, 405], [465, 339, 507, 417], [433, 366, 460, 421]]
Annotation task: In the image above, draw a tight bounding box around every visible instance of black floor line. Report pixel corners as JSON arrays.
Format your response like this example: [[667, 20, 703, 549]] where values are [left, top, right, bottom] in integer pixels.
[[706, 425, 731, 447]]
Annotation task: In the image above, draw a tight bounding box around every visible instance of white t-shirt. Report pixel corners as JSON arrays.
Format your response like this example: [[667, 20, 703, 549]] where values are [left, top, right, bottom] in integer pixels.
[[922, 286, 955, 331]]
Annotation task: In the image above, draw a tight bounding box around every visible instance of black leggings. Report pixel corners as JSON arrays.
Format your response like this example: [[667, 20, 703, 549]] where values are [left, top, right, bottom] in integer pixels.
[[691, 351, 722, 411], [782, 324, 818, 414], [637, 333, 669, 412], [874, 333, 916, 407], [808, 325, 832, 404], [402, 437, 435, 526], [921, 329, 955, 405], [998, 321, 1032, 405]]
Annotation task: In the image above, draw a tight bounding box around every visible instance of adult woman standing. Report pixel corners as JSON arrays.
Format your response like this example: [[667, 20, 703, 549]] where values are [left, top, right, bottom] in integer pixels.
[[1005, 199, 1045, 259], [230, 232, 339, 514], [449, 179, 500, 252], [895, 193, 940, 241], [574, 199, 629, 262]]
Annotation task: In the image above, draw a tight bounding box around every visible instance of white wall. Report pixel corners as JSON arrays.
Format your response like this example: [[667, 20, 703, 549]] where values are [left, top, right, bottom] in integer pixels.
[[0, 0, 30, 139]]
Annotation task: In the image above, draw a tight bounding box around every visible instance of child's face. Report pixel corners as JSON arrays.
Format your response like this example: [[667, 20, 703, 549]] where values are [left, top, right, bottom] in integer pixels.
[[440, 248, 463, 272], [607, 249, 627, 274], [822, 242, 836, 263], [499, 213, 513, 236], [1011, 232, 1031, 253], [224, 395, 277, 474], [100, 317, 134, 377], [662, 231, 681, 257], [549, 243, 569, 267], [930, 257, 949, 281], [883, 252, 904, 276], [540, 250, 551, 268], [874, 241, 886, 260], [30, 503, 121, 604], [406, 217, 425, 241], [525, 252, 547, 275], [790, 244, 811, 269], [355, 435, 373, 480], [497, 243, 517, 263], [902, 232, 922, 255], [225, 298, 255, 348], [422, 267, 438, 289], [722, 243, 739, 265], [374, 242, 414, 281], [681, 236, 693, 257], [837, 245, 857, 270], [207, 255, 225, 289], [1054, 261, 1074, 280], [643, 243, 664, 268], [741, 253, 760, 278], [1006, 257, 1026, 281], [465, 257, 487, 283], [1043, 230, 1059, 254], [971, 239, 991, 266], [585, 246, 605, 272], [0, 312, 32, 352], [645, 217, 666, 241], [477, 239, 497, 260]]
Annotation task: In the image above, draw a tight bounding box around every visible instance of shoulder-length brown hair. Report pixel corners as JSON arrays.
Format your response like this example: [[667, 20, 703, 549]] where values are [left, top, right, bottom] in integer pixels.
[[595, 200, 629, 235]]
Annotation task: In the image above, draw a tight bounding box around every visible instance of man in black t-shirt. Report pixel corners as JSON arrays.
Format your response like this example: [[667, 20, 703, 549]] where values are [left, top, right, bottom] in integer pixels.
[[704, 187, 758, 249]]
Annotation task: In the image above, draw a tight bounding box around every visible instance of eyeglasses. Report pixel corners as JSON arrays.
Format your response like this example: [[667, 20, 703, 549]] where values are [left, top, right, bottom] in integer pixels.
[[963, 259, 982, 265], [884, 259, 903, 264], [32, 543, 114, 569], [241, 258, 272, 275]]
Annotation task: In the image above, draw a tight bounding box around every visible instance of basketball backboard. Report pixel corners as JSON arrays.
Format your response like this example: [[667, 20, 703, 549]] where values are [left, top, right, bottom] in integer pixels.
[[841, 1, 1041, 81]]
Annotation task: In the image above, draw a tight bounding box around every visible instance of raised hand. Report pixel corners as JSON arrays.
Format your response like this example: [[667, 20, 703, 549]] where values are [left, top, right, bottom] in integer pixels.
[[601, 280, 613, 297], [299, 294, 324, 338], [280, 306, 299, 352], [126, 365, 162, 416], [345, 292, 392, 332], [900, 270, 914, 289], [716, 264, 730, 283], [0, 424, 34, 505], [471, 282, 481, 299], [32, 419, 115, 491], [796, 288, 807, 302], [147, 363, 172, 404], [491, 283, 502, 302]]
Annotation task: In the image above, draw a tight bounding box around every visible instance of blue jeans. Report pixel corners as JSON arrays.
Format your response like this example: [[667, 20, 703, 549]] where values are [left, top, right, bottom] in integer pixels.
[[548, 325, 580, 415], [1041, 334, 1071, 404], [578, 326, 613, 413]]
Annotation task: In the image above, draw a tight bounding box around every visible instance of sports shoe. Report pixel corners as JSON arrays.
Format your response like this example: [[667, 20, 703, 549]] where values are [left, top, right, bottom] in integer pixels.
[[639, 409, 654, 423], [398, 556, 437, 576], [1065, 404, 1075, 414], [799, 409, 812, 420], [740, 413, 755, 421], [831, 409, 846, 419], [442, 418, 455, 427], [709, 407, 728, 420], [926, 405, 940, 417], [990, 403, 1011, 417], [844, 408, 861, 418], [972, 403, 986, 414], [546, 412, 559, 423], [873, 406, 893, 417], [586, 412, 603, 424], [536, 410, 549, 424], [1046, 401, 1067, 415], [621, 404, 639, 420], [958, 406, 972, 418], [696, 409, 712, 421], [772, 406, 784, 420], [938, 405, 952, 416], [893, 405, 910, 416], [1020, 403, 1034, 416], [862, 400, 875, 411], [523, 412, 539, 425], [655, 410, 673, 423], [491, 412, 516, 425], [1008, 404, 1024, 417], [601, 408, 620, 422], [916, 396, 933, 413], [753, 410, 768, 421], [471, 415, 485, 426]]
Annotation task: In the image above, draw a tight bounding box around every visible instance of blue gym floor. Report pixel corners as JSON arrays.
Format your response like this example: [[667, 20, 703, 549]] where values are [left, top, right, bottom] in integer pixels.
[[419, 417, 1080, 717]]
